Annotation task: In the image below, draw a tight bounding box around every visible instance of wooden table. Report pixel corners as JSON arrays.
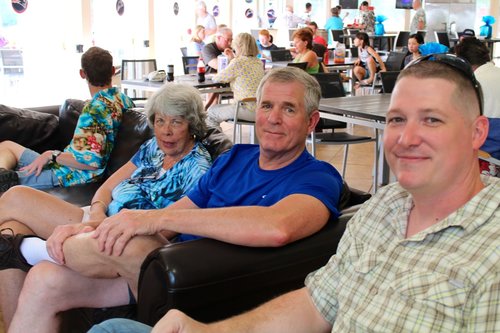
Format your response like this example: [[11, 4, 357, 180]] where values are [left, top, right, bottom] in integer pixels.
[[319, 94, 392, 189]]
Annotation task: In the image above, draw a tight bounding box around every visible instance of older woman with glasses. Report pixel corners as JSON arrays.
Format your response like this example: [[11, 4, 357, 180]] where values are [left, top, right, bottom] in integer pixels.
[[0, 83, 212, 277]]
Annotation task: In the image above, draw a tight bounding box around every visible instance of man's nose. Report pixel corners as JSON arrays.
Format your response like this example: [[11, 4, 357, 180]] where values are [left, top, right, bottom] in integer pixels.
[[266, 107, 283, 124], [397, 121, 422, 147]]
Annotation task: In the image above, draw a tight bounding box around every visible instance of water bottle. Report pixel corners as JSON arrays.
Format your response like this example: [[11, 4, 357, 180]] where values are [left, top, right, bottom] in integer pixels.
[[197, 57, 206, 83]]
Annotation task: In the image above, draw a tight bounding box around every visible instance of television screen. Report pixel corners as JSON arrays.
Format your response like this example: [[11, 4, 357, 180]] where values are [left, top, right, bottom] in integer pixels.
[[339, 0, 358, 10], [396, 0, 413, 9]]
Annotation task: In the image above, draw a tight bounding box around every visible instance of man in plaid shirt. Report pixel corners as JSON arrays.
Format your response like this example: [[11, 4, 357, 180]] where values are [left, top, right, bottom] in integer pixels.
[[91, 57, 500, 333]]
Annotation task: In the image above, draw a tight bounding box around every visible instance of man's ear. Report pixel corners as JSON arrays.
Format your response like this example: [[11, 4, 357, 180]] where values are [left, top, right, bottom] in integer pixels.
[[472, 115, 489, 150], [308, 110, 320, 134], [79, 69, 86, 79]]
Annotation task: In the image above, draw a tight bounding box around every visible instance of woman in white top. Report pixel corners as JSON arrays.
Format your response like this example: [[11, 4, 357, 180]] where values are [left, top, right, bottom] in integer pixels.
[[353, 32, 386, 85]]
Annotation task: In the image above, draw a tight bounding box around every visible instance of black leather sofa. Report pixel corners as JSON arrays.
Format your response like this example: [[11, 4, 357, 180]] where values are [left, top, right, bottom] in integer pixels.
[[0, 101, 370, 332]]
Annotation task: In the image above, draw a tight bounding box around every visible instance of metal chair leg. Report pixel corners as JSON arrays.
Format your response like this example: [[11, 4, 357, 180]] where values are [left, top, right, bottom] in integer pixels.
[[342, 144, 349, 178]]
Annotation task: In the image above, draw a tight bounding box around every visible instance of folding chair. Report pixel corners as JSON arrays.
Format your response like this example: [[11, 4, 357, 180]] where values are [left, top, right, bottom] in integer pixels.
[[309, 72, 378, 190], [393, 31, 410, 51], [434, 31, 451, 48], [181, 56, 199, 75], [230, 97, 257, 144]]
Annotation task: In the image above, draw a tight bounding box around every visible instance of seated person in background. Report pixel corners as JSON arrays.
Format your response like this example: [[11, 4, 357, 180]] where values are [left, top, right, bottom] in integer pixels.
[[325, 7, 344, 46], [201, 26, 233, 110], [0, 83, 212, 331], [206, 33, 265, 130], [455, 37, 500, 160], [187, 25, 206, 56], [353, 32, 387, 85], [291, 28, 320, 74], [308, 21, 327, 47], [0, 47, 134, 192], [91, 53, 500, 333], [403, 33, 424, 67], [7, 67, 343, 333], [256, 29, 278, 60], [201, 27, 233, 73]]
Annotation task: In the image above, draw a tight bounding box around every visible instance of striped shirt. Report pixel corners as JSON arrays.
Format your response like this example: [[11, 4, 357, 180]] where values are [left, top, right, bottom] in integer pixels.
[[306, 176, 500, 332]]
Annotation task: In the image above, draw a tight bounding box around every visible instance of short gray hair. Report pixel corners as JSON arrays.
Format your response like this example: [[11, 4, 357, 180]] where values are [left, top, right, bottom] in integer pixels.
[[256, 67, 321, 116], [145, 84, 207, 138]]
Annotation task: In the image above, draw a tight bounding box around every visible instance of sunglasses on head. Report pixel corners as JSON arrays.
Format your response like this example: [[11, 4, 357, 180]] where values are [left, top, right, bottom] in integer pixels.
[[406, 53, 484, 116]]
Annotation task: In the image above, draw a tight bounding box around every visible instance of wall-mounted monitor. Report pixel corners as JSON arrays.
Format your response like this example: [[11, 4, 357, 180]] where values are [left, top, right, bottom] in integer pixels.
[[339, 0, 358, 10], [396, 0, 413, 9]]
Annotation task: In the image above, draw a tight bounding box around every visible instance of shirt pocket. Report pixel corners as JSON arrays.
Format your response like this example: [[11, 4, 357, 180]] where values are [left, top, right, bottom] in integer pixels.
[[346, 239, 384, 274], [392, 270, 469, 310]]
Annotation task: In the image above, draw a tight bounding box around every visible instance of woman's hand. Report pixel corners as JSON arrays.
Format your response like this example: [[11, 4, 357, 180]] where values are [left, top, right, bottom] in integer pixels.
[[46, 223, 95, 264], [92, 209, 159, 256], [88, 209, 107, 223], [223, 48, 235, 61], [19, 151, 51, 176]]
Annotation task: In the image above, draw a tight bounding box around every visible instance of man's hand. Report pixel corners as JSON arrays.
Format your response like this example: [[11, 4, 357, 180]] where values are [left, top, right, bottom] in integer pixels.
[[19, 151, 51, 176], [223, 48, 235, 61], [92, 209, 158, 256], [46, 223, 95, 264], [151, 310, 211, 333]]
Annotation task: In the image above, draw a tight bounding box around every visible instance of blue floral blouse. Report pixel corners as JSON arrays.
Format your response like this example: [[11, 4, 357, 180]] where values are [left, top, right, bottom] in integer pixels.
[[107, 138, 212, 215]]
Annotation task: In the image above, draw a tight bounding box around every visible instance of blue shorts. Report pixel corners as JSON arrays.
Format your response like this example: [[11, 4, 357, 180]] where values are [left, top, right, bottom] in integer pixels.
[[17, 149, 60, 189]]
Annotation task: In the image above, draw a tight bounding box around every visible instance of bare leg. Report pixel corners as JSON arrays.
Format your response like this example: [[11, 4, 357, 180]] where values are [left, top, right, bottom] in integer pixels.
[[9, 261, 130, 333], [0, 186, 83, 331], [353, 65, 366, 82], [63, 232, 166, 299], [0, 186, 84, 238], [0, 141, 27, 169], [0, 270, 26, 330], [365, 57, 377, 84], [204, 93, 219, 111]]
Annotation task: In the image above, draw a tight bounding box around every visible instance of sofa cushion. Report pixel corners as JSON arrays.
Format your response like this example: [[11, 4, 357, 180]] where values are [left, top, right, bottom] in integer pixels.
[[58, 99, 87, 148], [0, 104, 59, 152], [201, 127, 233, 160], [106, 109, 154, 176]]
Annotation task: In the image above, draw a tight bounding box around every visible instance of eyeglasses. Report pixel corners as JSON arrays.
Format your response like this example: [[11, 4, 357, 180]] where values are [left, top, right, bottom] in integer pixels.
[[406, 53, 483, 115], [154, 117, 187, 129]]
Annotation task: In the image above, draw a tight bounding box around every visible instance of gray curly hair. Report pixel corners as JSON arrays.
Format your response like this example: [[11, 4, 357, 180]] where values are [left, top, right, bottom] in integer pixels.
[[145, 84, 207, 138]]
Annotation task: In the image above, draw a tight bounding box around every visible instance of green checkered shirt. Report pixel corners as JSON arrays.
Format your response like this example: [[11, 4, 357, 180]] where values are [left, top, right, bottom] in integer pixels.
[[306, 176, 500, 332]]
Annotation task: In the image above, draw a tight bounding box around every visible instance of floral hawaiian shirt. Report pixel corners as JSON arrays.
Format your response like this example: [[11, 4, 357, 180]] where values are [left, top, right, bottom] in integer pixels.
[[51, 87, 134, 187]]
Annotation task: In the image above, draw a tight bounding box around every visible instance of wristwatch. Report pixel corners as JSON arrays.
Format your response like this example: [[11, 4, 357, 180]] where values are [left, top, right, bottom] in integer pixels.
[[52, 150, 62, 163]]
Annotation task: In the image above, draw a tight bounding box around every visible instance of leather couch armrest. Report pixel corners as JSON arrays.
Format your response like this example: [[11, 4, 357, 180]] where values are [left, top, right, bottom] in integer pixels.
[[0, 104, 60, 153], [137, 211, 354, 326]]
